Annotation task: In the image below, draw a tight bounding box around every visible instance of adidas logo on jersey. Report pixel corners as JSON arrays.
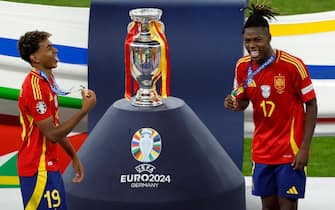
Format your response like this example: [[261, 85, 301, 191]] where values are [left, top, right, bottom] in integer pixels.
[[286, 186, 299, 195]]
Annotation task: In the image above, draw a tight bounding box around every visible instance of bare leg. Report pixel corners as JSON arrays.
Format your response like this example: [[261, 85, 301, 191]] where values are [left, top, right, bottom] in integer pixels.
[[278, 196, 297, 210], [261, 195, 280, 210]]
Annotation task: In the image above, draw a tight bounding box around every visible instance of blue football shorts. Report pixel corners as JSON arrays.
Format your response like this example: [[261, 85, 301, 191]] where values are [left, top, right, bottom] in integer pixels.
[[19, 171, 68, 210], [252, 162, 306, 199]]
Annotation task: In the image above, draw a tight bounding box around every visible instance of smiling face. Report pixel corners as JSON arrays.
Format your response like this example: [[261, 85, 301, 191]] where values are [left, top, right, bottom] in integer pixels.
[[243, 26, 273, 64], [30, 39, 59, 71]]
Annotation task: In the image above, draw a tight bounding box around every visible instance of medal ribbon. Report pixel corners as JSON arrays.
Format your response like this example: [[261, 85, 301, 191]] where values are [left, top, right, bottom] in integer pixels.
[[232, 54, 275, 96], [34, 68, 70, 95], [245, 54, 275, 88]]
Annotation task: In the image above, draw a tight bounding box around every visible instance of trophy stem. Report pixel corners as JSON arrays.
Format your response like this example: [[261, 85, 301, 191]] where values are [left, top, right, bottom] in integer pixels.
[[139, 23, 151, 42], [132, 87, 162, 107]]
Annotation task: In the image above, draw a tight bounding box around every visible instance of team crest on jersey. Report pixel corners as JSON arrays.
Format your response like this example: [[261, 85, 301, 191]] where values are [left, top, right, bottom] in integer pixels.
[[260, 85, 271, 98], [274, 75, 285, 94], [36, 101, 47, 114]]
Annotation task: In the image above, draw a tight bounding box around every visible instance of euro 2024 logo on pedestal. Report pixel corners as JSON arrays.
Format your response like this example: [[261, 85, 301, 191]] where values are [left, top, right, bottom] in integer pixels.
[[120, 128, 171, 188], [131, 127, 162, 162]]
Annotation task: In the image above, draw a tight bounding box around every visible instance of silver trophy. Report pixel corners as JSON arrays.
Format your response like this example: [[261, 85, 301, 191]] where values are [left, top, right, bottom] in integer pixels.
[[129, 8, 163, 107]]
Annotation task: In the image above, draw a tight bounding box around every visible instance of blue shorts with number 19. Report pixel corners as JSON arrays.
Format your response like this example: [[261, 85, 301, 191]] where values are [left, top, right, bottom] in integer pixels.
[[19, 171, 68, 210]]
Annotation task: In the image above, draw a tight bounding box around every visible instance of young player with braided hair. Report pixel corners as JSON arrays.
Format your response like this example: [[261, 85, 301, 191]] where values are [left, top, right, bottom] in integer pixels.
[[224, 2, 318, 210]]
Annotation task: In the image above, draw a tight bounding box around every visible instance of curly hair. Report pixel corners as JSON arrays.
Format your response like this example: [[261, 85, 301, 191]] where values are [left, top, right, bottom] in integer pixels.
[[243, 1, 279, 32], [17, 30, 51, 64]]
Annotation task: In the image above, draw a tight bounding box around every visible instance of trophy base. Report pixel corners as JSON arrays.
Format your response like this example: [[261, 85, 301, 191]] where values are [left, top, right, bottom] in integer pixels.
[[131, 97, 163, 107], [131, 88, 163, 107]]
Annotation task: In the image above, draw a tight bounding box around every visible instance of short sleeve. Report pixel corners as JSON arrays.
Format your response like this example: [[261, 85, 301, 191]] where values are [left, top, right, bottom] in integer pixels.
[[293, 60, 316, 102], [24, 81, 53, 122]]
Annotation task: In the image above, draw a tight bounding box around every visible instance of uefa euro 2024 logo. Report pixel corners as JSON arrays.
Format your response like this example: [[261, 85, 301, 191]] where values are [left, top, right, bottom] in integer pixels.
[[131, 127, 162, 162], [120, 128, 171, 188]]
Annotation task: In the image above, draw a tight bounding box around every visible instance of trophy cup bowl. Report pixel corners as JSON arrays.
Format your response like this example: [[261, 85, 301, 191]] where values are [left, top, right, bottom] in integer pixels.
[[130, 40, 162, 107], [129, 8, 164, 107]]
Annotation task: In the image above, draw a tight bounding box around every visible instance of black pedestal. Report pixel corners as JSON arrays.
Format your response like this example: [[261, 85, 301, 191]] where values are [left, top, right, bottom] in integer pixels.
[[63, 97, 246, 210]]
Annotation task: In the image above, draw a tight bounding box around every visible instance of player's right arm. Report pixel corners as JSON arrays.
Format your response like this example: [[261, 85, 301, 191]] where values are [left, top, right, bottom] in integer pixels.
[[36, 89, 96, 143], [224, 57, 250, 111]]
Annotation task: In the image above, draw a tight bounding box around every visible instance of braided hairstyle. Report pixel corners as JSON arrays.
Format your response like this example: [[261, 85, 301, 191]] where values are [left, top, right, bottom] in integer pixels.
[[243, 1, 279, 33]]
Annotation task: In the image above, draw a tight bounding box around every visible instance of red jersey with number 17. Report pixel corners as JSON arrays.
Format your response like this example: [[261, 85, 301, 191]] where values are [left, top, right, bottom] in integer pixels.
[[234, 50, 316, 164], [18, 69, 60, 176]]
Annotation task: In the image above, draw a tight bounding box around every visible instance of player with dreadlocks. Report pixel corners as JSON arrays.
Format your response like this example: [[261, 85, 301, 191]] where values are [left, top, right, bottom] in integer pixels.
[[224, 1, 318, 210]]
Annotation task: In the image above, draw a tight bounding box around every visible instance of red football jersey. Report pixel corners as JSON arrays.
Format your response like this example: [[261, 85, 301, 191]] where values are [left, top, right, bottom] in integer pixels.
[[18, 69, 60, 176], [234, 50, 316, 164]]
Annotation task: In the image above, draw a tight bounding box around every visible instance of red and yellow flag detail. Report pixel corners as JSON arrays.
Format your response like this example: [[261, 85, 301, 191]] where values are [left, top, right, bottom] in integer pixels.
[[124, 22, 139, 99]]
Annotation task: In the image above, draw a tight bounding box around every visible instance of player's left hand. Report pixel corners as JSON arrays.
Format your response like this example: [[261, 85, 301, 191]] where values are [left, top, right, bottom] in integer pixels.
[[72, 156, 84, 183], [292, 149, 309, 170]]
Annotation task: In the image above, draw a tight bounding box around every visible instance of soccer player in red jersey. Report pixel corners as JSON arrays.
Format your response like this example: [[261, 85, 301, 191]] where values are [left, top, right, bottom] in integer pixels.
[[17, 31, 96, 210], [224, 2, 317, 210]]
